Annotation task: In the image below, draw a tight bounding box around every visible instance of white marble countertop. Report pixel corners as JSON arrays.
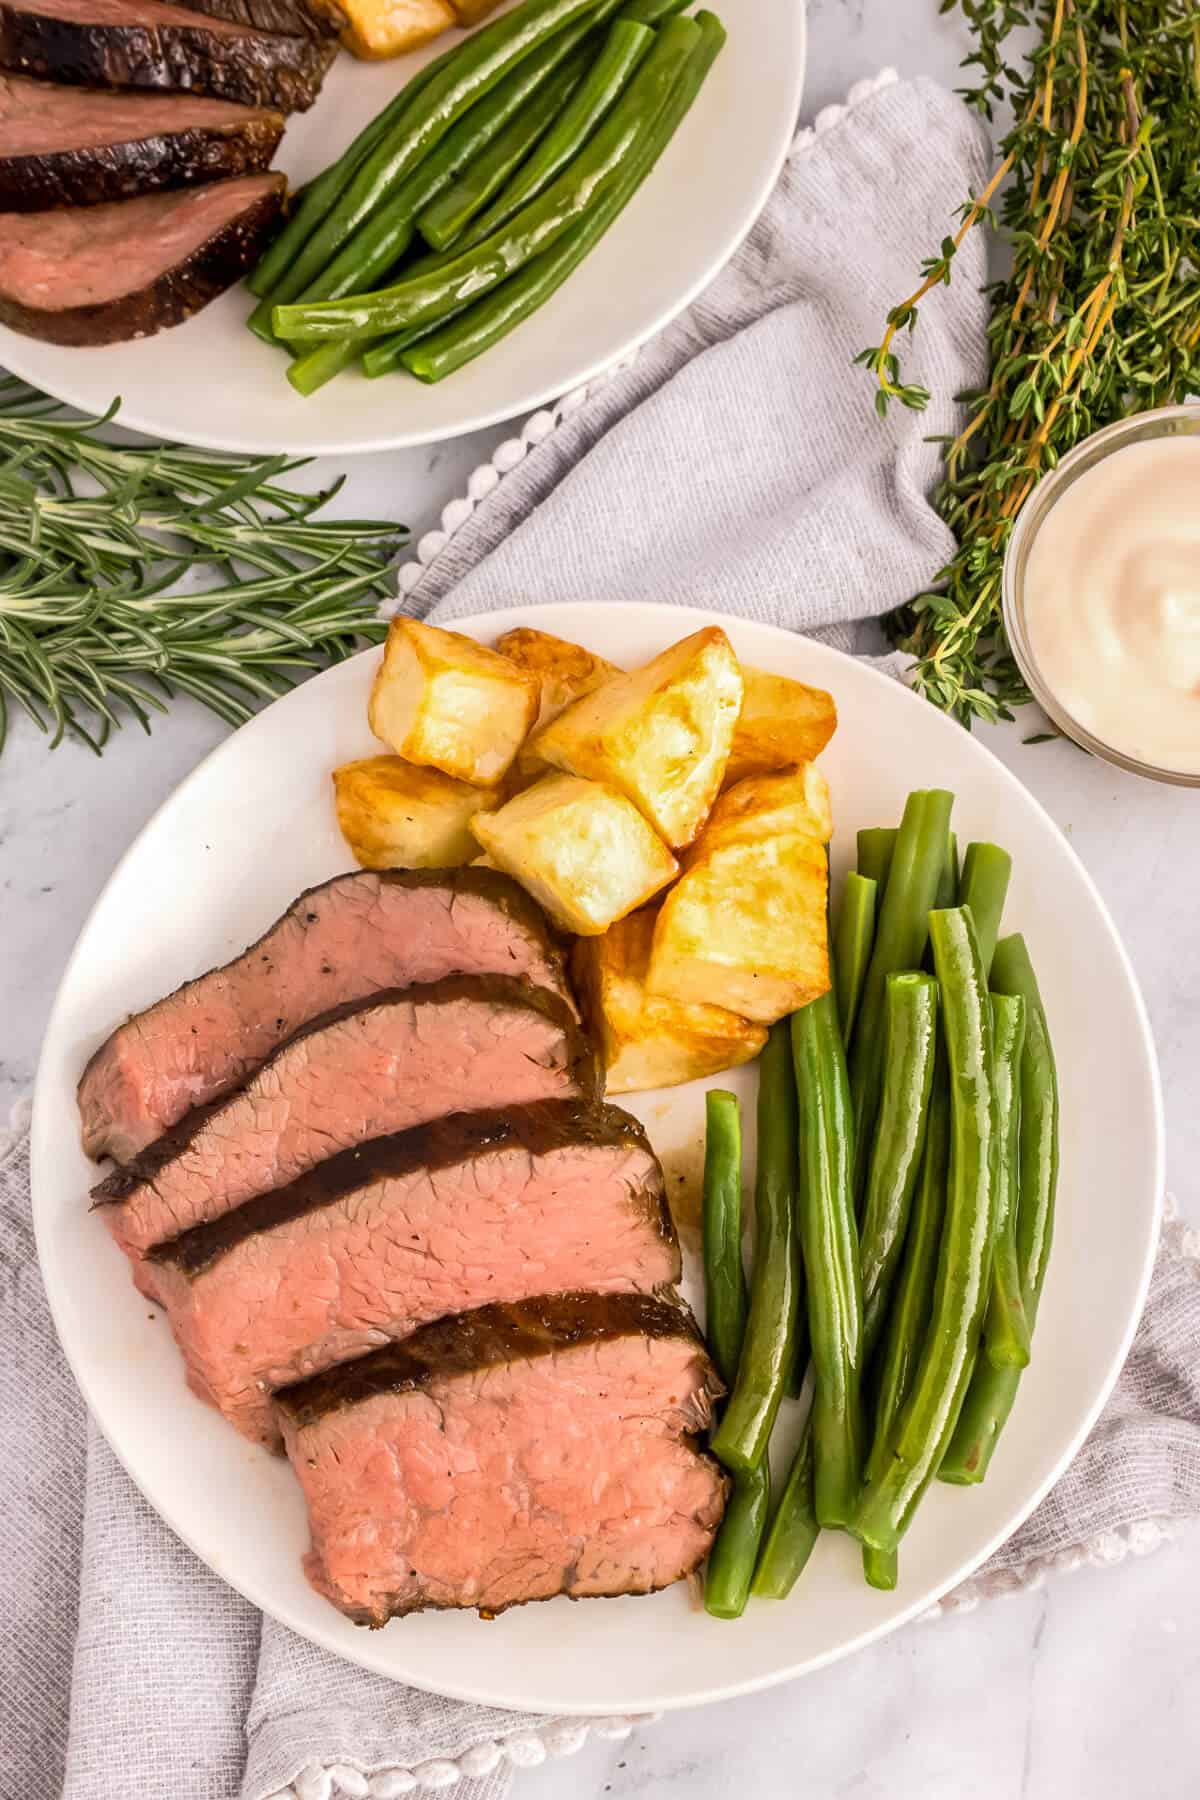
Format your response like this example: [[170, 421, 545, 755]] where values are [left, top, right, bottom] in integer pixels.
[[2, 2, 1198, 1795]]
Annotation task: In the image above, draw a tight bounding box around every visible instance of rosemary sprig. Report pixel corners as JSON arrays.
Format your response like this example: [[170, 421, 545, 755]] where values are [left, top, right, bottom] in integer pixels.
[[0, 375, 405, 755], [859, 0, 1200, 726]]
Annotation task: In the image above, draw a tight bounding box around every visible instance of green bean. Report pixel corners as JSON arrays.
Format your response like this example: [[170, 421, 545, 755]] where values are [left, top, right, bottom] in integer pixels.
[[271, 0, 609, 309], [865, 1068, 950, 1486], [834, 872, 877, 1044], [703, 1088, 746, 1389], [958, 842, 1012, 976], [855, 827, 896, 893], [710, 1022, 800, 1475], [858, 973, 939, 1359], [416, 45, 593, 251], [287, 339, 361, 397], [862, 1544, 897, 1590], [854, 907, 998, 1554], [752, 1420, 819, 1597], [791, 990, 864, 1530], [941, 935, 1058, 1483], [284, 47, 591, 394], [427, 16, 653, 255], [984, 993, 1031, 1369], [848, 791, 954, 1191], [362, 311, 458, 378], [619, 0, 687, 18], [858, 1057, 950, 1592], [275, 16, 700, 344], [937, 830, 959, 909], [245, 44, 454, 298], [397, 11, 723, 382], [293, 35, 595, 322], [704, 1460, 770, 1619]]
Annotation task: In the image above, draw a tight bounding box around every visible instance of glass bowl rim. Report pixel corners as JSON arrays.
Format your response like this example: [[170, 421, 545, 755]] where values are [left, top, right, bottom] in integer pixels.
[[1001, 402, 1200, 789]]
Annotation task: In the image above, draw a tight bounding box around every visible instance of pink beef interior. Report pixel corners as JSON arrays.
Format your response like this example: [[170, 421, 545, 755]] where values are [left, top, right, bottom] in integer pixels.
[[0, 74, 271, 154], [0, 172, 277, 309], [8, 0, 281, 38], [78, 872, 571, 1163], [100, 983, 590, 1270], [284, 1330, 725, 1623], [156, 1125, 679, 1446]]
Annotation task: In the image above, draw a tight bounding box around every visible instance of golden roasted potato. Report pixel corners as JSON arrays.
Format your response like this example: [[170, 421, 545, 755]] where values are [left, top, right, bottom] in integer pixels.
[[494, 627, 621, 775], [724, 666, 838, 786], [573, 908, 767, 1094], [332, 755, 503, 870], [470, 773, 677, 936], [690, 763, 833, 861], [646, 833, 829, 1024], [530, 627, 743, 848], [338, 0, 454, 57], [368, 618, 538, 786], [449, 0, 504, 21]]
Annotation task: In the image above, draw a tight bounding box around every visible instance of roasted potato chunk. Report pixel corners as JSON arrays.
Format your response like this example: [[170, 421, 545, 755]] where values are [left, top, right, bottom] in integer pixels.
[[646, 833, 829, 1024], [368, 618, 538, 786], [530, 627, 743, 847], [333, 755, 502, 870], [573, 908, 767, 1094], [494, 627, 621, 775], [339, 0, 454, 57], [724, 666, 837, 786], [690, 764, 833, 861], [449, 0, 504, 21], [470, 773, 677, 936]]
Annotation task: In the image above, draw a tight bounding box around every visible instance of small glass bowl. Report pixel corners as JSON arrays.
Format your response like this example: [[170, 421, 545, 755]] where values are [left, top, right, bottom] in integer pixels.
[[1001, 403, 1200, 788]]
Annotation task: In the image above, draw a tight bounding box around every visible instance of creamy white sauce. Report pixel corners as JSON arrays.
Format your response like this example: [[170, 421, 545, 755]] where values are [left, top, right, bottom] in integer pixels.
[[1022, 436, 1200, 774]]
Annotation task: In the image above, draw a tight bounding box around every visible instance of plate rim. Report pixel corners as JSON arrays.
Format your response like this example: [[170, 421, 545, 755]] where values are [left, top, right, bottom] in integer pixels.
[[0, 6, 807, 458], [31, 599, 1165, 1712]]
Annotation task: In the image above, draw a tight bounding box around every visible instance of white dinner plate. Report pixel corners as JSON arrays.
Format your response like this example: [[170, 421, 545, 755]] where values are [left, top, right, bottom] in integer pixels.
[[32, 602, 1163, 1714], [0, 3, 805, 456]]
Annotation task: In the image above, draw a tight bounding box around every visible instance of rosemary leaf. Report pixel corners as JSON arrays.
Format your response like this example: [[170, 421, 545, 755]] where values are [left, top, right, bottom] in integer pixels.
[[0, 376, 405, 757]]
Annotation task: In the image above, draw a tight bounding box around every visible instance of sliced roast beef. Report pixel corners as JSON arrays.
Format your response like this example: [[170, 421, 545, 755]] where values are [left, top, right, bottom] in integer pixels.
[[79, 868, 574, 1164], [178, 0, 342, 37], [93, 975, 599, 1295], [0, 75, 283, 207], [0, 0, 336, 111], [0, 171, 284, 344], [276, 1292, 727, 1624], [149, 1102, 679, 1446]]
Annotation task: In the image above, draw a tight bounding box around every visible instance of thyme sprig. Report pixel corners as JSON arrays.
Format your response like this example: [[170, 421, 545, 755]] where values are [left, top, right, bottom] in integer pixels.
[[860, 0, 1200, 726], [0, 376, 404, 755]]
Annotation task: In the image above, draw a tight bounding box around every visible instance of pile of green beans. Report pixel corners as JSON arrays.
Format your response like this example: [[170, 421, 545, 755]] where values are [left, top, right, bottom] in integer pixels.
[[697, 790, 1060, 1615], [244, 0, 725, 395]]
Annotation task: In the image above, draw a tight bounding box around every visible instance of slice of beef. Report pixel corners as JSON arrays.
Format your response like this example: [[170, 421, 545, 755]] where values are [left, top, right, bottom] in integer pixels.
[[178, 0, 343, 37], [0, 75, 283, 208], [93, 975, 599, 1297], [0, 0, 336, 111], [149, 1101, 680, 1446], [276, 1292, 727, 1624], [79, 868, 574, 1165], [0, 170, 284, 344]]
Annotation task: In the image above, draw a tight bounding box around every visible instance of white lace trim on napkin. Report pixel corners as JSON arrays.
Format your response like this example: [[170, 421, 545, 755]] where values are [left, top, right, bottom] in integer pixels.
[[386, 67, 902, 614], [264, 1715, 643, 1800]]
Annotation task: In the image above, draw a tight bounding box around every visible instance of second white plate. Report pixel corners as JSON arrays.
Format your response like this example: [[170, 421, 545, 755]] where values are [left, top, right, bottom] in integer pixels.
[[0, 3, 806, 456]]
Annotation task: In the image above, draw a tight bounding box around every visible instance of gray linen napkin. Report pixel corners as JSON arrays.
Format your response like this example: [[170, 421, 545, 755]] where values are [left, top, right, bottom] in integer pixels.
[[7, 68, 1196, 1800]]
